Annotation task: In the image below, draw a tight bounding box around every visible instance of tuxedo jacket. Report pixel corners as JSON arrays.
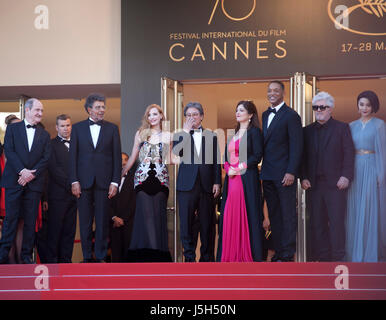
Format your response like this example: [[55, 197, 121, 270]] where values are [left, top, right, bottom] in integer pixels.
[[261, 103, 303, 180], [0, 121, 51, 192], [301, 118, 355, 188], [47, 136, 73, 199], [109, 167, 136, 222], [173, 128, 222, 193], [69, 119, 122, 190]]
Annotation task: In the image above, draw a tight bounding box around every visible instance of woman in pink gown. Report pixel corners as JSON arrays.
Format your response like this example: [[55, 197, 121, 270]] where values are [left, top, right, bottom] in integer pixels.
[[217, 101, 264, 262]]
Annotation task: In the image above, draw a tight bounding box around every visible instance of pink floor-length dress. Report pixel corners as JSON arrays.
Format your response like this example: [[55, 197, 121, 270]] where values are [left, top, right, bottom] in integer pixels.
[[221, 137, 253, 262]]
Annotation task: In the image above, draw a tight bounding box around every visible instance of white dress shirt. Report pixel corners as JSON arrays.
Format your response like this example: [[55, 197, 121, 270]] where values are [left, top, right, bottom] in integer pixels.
[[24, 119, 36, 151], [192, 129, 202, 156], [89, 118, 101, 148], [119, 175, 126, 193], [267, 101, 285, 128]]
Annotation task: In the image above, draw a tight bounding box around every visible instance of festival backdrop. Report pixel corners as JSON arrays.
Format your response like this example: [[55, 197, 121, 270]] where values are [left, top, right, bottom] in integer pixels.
[[121, 0, 385, 149]]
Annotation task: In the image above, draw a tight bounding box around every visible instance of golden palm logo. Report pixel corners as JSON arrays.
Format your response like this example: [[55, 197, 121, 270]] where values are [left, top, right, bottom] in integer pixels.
[[208, 0, 256, 25], [352, 0, 386, 17], [327, 0, 386, 35]]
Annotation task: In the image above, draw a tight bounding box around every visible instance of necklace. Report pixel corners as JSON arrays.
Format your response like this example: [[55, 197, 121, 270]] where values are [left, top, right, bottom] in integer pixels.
[[360, 117, 373, 129], [235, 128, 247, 141]]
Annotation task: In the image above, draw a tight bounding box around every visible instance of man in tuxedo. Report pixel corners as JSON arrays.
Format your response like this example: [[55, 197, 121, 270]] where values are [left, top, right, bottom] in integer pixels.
[[173, 102, 221, 262], [261, 81, 303, 262], [300, 91, 354, 261], [69, 93, 121, 263], [45, 114, 77, 263], [109, 152, 136, 262], [0, 98, 51, 264]]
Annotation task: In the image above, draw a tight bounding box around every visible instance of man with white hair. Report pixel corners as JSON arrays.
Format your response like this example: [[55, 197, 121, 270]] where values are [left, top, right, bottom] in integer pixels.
[[301, 91, 355, 261], [0, 98, 51, 264]]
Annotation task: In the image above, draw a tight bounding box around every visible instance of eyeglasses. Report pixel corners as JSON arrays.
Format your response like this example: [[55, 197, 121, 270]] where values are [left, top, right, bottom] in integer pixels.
[[312, 105, 330, 111], [185, 112, 200, 118], [92, 105, 106, 110]]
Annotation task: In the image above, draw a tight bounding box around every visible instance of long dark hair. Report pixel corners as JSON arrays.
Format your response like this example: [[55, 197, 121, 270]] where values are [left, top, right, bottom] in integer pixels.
[[235, 100, 260, 133], [357, 90, 380, 113]]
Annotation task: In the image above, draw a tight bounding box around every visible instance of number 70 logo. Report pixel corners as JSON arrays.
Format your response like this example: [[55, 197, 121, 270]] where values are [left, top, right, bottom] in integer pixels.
[[208, 0, 256, 25]]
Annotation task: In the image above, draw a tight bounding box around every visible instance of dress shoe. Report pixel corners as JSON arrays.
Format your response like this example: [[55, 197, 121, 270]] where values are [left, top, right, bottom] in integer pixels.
[[282, 256, 294, 262], [81, 258, 95, 263], [0, 256, 9, 264], [58, 259, 72, 263], [271, 255, 294, 262]]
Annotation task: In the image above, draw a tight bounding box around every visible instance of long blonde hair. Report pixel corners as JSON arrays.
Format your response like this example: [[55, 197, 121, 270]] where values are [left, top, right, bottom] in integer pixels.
[[138, 104, 165, 141]]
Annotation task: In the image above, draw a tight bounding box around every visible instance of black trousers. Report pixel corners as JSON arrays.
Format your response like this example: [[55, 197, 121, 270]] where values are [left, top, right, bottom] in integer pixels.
[[46, 196, 77, 263], [77, 185, 110, 261], [110, 222, 131, 262], [263, 180, 297, 260], [177, 174, 216, 262], [0, 188, 41, 262], [308, 179, 347, 261]]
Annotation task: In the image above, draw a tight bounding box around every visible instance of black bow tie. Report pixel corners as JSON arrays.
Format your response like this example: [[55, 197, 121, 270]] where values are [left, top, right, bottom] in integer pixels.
[[268, 108, 277, 114], [60, 138, 70, 144], [190, 127, 202, 135], [26, 124, 37, 129], [89, 119, 102, 126]]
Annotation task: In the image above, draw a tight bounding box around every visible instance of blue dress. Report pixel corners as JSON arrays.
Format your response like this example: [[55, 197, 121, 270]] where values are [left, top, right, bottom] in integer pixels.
[[346, 117, 386, 262]]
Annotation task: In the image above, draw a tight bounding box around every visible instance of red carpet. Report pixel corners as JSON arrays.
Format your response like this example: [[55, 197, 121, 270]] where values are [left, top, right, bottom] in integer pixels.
[[0, 262, 385, 300]]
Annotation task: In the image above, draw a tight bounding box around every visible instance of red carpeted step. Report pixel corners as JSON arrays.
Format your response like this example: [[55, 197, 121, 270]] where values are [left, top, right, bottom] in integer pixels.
[[0, 262, 385, 300]]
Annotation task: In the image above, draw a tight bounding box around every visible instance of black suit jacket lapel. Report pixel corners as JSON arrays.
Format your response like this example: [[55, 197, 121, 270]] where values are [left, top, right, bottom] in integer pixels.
[[30, 126, 43, 153], [312, 122, 318, 154], [264, 104, 287, 143], [200, 130, 205, 163], [55, 136, 68, 153], [262, 111, 268, 138], [95, 121, 105, 149], [189, 131, 195, 164], [83, 120, 95, 148], [321, 118, 335, 151], [18, 121, 29, 152], [120, 173, 133, 196], [309, 122, 319, 176]]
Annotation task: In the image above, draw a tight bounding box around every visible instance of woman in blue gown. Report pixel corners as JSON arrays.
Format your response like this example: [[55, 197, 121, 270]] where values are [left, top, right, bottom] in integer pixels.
[[346, 91, 386, 262]]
